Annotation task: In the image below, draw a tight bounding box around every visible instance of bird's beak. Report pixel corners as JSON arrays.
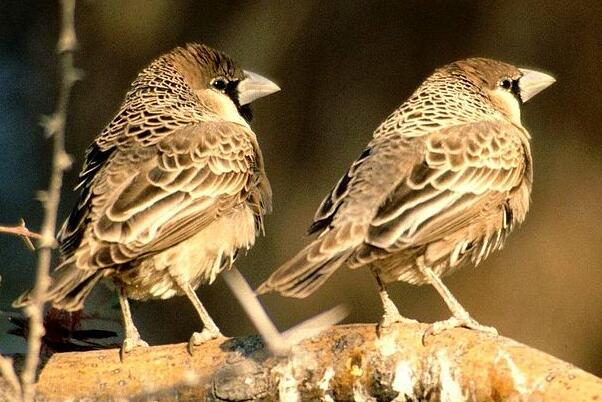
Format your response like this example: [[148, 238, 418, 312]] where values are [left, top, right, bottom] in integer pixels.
[[238, 70, 280, 105], [518, 68, 556, 102]]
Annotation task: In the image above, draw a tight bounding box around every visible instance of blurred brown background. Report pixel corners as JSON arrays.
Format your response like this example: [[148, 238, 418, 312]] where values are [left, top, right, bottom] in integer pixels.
[[0, 0, 600, 375]]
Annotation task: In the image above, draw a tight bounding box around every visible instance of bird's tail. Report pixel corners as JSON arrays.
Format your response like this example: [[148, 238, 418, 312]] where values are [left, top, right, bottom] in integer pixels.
[[13, 259, 106, 312], [256, 236, 353, 298]]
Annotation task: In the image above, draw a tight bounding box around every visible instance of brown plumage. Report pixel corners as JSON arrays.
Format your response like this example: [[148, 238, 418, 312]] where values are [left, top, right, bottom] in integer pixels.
[[14, 43, 280, 354], [257, 58, 554, 334]]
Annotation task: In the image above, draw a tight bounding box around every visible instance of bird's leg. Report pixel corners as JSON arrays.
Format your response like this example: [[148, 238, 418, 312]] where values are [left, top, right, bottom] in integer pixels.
[[371, 267, 417, 329], [177, 281, 223, 354], [117, 285, 148, 360], [416, 257, 497, 340]]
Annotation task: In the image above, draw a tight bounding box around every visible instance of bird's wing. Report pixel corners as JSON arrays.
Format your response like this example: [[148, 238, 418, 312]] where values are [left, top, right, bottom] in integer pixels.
[[309, 124, 427, 234], [58, 98, 192, 256], [60, 121, 270, 269], [365, 120, 529, 250], [255, 132, 419, 297], [309, 148, 373, 234]]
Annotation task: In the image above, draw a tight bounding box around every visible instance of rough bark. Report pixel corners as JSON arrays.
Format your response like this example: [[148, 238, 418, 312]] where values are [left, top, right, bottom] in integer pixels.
[[5, 323, 598, 401]]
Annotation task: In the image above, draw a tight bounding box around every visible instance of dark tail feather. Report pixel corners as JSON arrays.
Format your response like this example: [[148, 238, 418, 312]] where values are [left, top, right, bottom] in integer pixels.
[[256, 240, 352, 298], [13, 262, 105, 312]]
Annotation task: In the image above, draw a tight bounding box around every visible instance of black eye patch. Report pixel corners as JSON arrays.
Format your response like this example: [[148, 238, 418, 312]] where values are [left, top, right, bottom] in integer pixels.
[[499, 78, 522, 103], [238, 104, 253, 123], [224, 80, 240, 102], [222, 80, 252, 123]]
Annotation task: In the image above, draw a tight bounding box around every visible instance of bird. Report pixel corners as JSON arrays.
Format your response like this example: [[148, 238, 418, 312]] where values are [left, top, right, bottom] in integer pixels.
[[257, 58, 555, 336], [14, 43, 280, 356]]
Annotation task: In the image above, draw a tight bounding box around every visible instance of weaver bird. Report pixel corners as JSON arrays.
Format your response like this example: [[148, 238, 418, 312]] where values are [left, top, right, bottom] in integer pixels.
[[257, 58, 554, 336], [15, 43, 279, 355]]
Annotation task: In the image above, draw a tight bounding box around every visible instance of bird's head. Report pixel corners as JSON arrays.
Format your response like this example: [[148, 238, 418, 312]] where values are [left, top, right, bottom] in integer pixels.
[[450, 58, 555, 126], [171, 43, 280, 124]]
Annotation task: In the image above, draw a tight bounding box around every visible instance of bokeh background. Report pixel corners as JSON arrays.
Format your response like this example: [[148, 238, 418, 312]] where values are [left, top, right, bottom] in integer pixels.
[[1, 0, 601, 376]]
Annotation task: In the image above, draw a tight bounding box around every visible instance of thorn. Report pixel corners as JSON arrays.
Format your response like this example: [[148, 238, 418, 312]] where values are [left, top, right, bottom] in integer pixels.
[[56, 151, 73, 171], [57, 29, 77, 53], [65, 67, 84, 87], [36, 191, 49, 204], [69, 68, 85, 83], [16, 220, 36, 250], [20, 236, 36, 252], [40, 114, 63, 138]]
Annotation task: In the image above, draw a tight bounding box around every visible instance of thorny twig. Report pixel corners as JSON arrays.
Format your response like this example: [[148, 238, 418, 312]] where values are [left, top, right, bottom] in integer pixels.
[[0, 355, 21, 400], [19, 1, 80, 401], [0, 219, 42, 250]]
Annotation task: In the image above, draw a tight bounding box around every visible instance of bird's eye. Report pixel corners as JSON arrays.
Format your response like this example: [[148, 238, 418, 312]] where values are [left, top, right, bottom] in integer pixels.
[[499, 79, 512, 90], [211, 78, 228, 91]]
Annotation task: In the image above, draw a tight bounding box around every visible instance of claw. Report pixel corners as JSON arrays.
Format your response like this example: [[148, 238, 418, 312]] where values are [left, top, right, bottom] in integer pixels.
[[120, 337, 149, 361], [422, 315, 498, 344], [187, 328, 222, 355]]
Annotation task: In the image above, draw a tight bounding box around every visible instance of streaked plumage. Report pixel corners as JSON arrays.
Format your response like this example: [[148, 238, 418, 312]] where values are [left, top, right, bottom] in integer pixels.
[[15, 43, 279, 354], [258, 58, 554, 333]]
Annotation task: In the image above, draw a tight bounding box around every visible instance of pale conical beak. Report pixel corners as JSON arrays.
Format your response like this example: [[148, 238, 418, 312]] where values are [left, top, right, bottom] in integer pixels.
[[238, 70, 280, 106], [518, 68, 556, 102]]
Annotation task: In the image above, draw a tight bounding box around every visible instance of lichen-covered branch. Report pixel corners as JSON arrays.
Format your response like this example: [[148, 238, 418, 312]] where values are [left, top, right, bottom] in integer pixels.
[[26, 323, 602, 401], [19, 1, 80, 401]]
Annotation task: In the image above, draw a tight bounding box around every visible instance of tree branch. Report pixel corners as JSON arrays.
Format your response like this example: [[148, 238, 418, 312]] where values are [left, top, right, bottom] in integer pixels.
[[19, 323, 601, 401], [19, 1, 80, 401]]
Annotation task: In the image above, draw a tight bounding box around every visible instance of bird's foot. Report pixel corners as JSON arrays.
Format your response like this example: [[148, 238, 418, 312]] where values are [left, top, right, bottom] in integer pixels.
[[377, 311, 419, 335], [381, 312, 419, 328], [423, 314, 498, 344], [187, 328, 223, 354], [120, 336, 149, 361], [377, 288, 418, 330]]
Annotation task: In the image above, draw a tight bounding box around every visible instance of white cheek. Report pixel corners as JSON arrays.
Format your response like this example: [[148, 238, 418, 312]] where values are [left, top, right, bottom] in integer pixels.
[[198, 89, 249, 127], [493, 88, 522, 126]]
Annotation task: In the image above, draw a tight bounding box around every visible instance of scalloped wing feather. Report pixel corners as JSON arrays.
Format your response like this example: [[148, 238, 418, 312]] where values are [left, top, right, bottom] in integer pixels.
[[60, 122, 269, 271]]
